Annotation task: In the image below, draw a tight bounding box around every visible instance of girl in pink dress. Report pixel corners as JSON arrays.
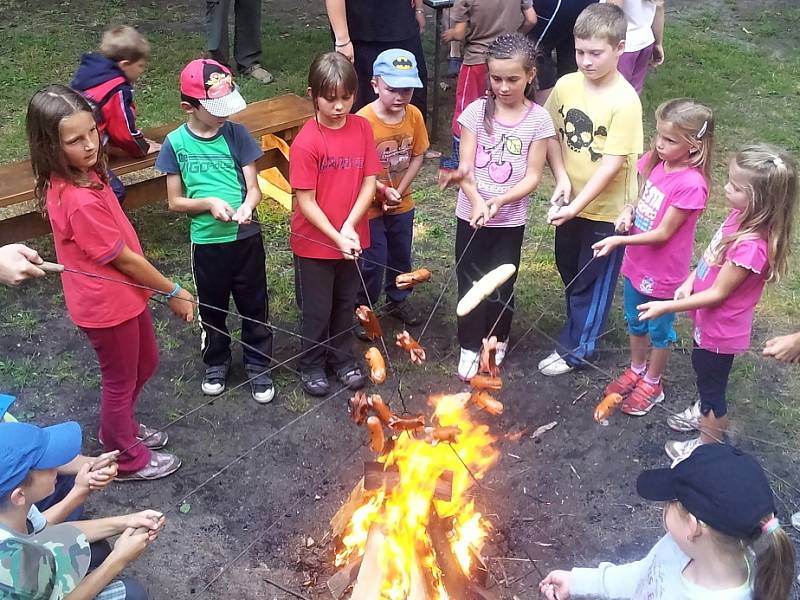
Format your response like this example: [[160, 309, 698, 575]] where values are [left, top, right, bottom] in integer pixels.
[[593, 99, 714, 417], [637, 144, 798, 463]]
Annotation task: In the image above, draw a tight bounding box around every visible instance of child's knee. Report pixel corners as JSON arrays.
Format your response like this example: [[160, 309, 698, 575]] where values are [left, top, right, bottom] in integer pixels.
[[648, 314, 677, 348]]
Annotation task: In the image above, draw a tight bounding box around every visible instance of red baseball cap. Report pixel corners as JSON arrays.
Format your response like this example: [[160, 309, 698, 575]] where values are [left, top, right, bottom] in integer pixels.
[[179, 58, 246, 117]]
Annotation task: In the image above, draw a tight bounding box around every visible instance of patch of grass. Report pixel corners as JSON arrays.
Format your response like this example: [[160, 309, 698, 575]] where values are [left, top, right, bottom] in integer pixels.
[[153, 317, 181, 352], [0, 309, 40, 339], [282, 387, 312, 413]]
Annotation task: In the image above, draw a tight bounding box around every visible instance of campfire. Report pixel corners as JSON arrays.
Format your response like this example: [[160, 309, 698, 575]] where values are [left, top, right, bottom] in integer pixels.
[[328, 392, 501, 599]]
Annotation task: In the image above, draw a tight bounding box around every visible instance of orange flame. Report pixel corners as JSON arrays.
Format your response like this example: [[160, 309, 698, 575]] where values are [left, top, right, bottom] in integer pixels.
[[335, 393, 500, 597]]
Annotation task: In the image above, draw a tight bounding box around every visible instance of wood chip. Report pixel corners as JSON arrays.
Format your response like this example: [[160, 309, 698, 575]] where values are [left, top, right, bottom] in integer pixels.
[[530, 421, 558, 439]]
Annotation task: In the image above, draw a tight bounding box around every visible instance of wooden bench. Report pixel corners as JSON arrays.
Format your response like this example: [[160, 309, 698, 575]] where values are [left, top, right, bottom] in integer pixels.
[[0, 93, 313, 244]]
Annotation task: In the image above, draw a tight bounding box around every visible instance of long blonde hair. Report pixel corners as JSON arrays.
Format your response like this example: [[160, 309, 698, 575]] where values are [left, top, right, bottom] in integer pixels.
[[640, 98, 715, 186], [717, 145, 798, 283]]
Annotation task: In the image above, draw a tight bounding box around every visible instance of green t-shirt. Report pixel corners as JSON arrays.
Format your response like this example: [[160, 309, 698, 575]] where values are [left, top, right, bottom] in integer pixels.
[[155, 121, 263, 244]]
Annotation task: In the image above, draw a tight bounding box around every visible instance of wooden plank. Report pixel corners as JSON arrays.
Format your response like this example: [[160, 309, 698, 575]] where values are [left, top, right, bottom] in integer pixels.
[[349, 526, 385, 600], [0, 94, 312, 209], [428, 506, 469, 600], [0, 212, 51, 245], [330, 478, 367, 540], [327, 557, 362, 600]]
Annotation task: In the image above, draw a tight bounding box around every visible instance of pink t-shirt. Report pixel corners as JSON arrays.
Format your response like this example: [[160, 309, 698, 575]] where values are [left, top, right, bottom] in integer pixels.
[[456, 98, 555, 227], [621, 154, 708, 298], [46, 173, 151, 328], [691, 209, 768, 354]]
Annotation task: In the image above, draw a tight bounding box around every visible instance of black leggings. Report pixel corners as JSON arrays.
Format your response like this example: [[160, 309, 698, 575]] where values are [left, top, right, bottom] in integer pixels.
[[692, 346, 735, 418], [455, 218, 524, 351]]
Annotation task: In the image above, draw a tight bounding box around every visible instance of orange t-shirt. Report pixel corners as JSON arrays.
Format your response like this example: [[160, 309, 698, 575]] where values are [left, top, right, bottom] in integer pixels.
[[356, 103, 430, 219]]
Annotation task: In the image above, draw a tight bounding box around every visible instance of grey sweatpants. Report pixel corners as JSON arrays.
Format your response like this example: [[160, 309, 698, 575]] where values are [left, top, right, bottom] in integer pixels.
[[206, 0, 262, 70]]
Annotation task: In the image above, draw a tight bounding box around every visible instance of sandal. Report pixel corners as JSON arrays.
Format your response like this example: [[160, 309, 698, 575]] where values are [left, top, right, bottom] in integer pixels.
[[301, 368, 330, 397], [336, 364, 366, 390]]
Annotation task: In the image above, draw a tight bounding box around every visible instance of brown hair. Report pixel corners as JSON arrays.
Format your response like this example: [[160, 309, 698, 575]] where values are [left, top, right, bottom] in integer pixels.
[[640, 98, 715, 185], [715, 145, 798, 283], [307, 52, 358, 110], [573, 3, 627, 47], [483, 33, 537, 135], [100, 25, 150, 63], [668, 503, 795, 600], [26, 84, 108, 214]]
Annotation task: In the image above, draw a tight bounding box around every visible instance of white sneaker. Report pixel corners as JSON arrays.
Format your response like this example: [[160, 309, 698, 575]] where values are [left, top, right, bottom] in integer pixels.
[[665, 436, 703, 466], [539, 353, 573, 376], [458, 347, 480, 381], [667, 401, 701, 432], [538, 351, 561, 371], [495, 341, 508, 366]]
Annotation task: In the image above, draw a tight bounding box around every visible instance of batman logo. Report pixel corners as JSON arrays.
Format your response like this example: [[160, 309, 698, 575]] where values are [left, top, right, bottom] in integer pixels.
[[392, 58, 413, 70]]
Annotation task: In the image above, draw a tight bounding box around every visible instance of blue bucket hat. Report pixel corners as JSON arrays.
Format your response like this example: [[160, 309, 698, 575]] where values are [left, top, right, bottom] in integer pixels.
[[372, 49, 423, 89], [0, 421, 82, 497]]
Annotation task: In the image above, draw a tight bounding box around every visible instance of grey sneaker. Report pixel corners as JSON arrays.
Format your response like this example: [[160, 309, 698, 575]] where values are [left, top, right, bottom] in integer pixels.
[[242, 64, 274, 84], [667, 400, 701, 432], [246, 365, 275, 404], [116, 451, 182, 481], [202, 362, 230, 396]]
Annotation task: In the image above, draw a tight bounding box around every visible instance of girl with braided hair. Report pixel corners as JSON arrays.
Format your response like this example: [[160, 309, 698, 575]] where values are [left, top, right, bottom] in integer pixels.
[[450, 33, 568, 380]]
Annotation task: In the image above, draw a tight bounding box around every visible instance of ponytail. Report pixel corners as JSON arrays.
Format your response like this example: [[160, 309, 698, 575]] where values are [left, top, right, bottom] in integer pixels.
[[752, 523, 795, 600]]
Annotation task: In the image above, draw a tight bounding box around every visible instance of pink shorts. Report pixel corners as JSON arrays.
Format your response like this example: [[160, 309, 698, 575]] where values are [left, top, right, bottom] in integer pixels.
[[617, 44, 654, 95], [452, 62, 489, 137]]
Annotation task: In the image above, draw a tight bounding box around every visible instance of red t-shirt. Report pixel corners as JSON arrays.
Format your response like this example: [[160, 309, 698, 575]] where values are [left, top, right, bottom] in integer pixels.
[[289, 115, 382, 259], [47, 173, 151, 328]]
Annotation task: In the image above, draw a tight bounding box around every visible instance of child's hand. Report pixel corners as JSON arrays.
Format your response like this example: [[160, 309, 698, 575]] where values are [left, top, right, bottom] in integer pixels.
[[207, 198, 235, 222], [651, 44, 665, 67], [169, 288, 195, 322], [438, 164, 472, 190], [547, 204, 575, 227], [470, 201, 490, 228], [111, 528, 151, 563], [382, 187, 403, 211], [87, 451, 119, 490], [485, 198, 502, 221], [540, 570, 571, 599], [592, 235, 621, 258], [146, 139, 162, 154], [232, 204, 253, 224], [763, 332, 800, 363], [337, 223, 361, 260], [673, 279, 693, 301], [615, 206, 634, 233], [124, 510, 165, 535], [637, 300, 670, 321], [549, 179, 571, 208]]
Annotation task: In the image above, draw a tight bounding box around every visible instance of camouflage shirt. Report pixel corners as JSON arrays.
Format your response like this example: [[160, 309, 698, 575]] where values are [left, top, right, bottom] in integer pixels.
[[0, 522, 90, 599]]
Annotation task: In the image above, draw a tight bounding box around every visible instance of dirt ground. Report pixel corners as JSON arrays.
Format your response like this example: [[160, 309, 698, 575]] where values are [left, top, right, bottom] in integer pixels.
[[2, 1, 800, 599]]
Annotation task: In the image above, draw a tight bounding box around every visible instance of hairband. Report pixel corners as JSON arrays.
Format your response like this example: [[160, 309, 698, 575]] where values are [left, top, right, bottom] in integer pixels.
[[761, 516, 781, 536], [696, 121, 708, 139], [770, 156, 785, 168]]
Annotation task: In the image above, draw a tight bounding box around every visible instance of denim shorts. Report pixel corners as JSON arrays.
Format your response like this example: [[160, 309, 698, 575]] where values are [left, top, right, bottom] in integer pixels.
[[623, 277, 677, 348]]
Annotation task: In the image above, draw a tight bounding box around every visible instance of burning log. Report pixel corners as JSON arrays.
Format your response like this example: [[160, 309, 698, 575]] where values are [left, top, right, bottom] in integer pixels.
[[363, 462, 453, 502]]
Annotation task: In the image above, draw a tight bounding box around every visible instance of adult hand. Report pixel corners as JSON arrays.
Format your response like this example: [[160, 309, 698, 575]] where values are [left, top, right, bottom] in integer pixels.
[[763, 332, 800, 363], [338, 223, 362, 259], [0, 244, 46, 286], [614, 206, 634, 233], [539, 570, 571, 600], [207, 198, 235, 222], [335, 41, 354, 62], [650, 44, 665, 67], [168, 287, 195, 322], [592, 235, 621, 258], [232, 204, 253, 224]]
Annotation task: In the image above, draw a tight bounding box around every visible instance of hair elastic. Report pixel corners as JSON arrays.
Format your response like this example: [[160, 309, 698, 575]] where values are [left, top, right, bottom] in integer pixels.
[[696, 120, 708, 139], [770, 156, 785, 168], [761, 516, 780, 536]]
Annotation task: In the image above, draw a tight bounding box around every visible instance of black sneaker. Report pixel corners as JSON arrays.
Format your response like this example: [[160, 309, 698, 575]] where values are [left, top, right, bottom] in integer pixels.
[[386, 300, 422, 326], [246, 365, 275, 404], [336, 363, 366, 390], [201, 361, 230, 396], [354, 317, 372, 342]]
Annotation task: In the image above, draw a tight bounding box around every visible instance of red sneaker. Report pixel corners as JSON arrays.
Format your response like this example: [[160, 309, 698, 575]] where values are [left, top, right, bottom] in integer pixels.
[[604, 368, 643, 397], [621, 379, 665, 416]]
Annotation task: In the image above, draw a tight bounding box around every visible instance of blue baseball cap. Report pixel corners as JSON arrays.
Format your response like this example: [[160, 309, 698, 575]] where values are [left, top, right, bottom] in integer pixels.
[[372, 49, 423, 89], [0, 421, 82, 497]]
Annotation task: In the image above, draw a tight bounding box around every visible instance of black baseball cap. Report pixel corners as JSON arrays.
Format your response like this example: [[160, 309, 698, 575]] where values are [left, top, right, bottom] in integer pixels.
[[636, 444, 776, 539]]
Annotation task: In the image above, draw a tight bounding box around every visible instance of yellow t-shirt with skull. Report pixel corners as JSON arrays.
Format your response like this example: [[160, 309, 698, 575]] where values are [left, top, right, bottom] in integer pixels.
[[544, 71, 643, 222]]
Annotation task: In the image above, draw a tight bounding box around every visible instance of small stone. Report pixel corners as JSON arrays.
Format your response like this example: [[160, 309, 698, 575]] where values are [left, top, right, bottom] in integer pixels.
[[314, 494, 321, 501], [306, 536, 315, 548]]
